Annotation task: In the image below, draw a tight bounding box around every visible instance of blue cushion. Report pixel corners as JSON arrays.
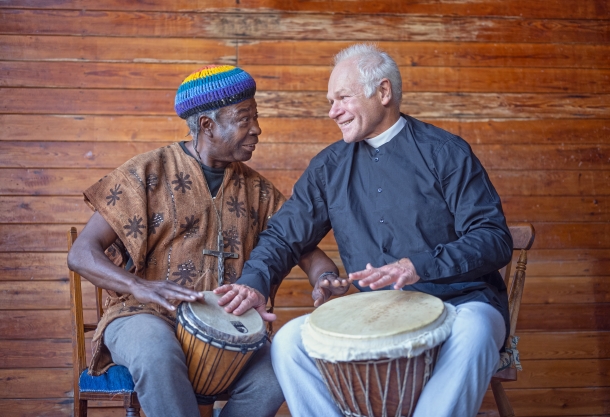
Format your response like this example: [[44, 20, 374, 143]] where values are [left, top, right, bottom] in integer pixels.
[[79, 365, 135, 394]]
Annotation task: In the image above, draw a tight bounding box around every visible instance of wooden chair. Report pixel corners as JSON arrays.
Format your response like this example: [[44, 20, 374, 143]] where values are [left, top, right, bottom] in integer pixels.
[[490, 223, 536, 417], [67, 227, 141, 417]]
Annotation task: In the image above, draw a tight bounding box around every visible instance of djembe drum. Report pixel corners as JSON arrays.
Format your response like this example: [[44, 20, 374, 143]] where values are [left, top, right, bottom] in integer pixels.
[[176, 291, 267, 403], [301, 291, 456, 417]]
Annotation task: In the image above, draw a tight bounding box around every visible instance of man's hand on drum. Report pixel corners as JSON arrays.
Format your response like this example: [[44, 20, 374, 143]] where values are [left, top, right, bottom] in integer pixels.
[[214, 284, 277, 322], [313, 272, 350, 307], [348, 258, 421, 290], [130, 277, 205, 311]]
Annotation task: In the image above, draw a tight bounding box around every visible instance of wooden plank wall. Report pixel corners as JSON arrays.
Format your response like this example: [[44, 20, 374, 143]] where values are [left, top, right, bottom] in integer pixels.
[[0, 1, 609, 416]]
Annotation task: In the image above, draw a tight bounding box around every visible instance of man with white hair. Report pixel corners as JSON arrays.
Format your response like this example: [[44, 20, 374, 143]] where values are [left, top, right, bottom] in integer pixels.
[[220, 44, 513, 416]]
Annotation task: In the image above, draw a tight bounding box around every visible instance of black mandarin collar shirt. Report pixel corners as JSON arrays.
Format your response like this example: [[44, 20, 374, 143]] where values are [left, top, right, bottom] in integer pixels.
[[237, 115, 513, 337]]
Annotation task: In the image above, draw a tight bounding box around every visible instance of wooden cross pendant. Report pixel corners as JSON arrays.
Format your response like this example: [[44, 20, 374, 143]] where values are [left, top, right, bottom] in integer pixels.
[[203, 230, 238, 287]]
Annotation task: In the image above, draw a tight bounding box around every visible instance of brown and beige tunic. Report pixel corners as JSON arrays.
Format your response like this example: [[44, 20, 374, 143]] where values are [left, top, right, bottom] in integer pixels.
[[83, 142, 285, 375]]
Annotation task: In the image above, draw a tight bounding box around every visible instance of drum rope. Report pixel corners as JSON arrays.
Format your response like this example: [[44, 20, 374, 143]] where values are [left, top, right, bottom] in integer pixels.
[[395, 358, 410, 417]]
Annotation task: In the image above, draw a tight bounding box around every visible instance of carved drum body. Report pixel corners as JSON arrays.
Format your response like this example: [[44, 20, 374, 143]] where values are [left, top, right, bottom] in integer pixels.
[[176, 291, 266, 403]]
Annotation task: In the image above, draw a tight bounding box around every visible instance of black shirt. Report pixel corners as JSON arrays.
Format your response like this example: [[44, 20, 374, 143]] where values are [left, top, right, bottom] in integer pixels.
[[237, 115, 513, 337]]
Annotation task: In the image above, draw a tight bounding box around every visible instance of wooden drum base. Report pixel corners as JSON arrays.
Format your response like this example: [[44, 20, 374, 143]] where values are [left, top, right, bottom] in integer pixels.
[[315, 346, 440, 417]]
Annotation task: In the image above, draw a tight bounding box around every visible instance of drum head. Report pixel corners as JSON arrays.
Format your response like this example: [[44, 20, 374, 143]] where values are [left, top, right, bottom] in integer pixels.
[[309, 291, 444, 339], [302, 291, 456, 362], [180, 291, 266, 346]]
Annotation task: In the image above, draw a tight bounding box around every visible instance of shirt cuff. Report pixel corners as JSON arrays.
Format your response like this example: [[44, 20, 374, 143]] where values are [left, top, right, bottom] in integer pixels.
[[235, 273, 270, 301], [408, 251, 436, 281]]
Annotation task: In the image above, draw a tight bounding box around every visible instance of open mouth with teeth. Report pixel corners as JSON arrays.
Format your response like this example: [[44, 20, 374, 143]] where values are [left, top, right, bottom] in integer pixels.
[[339, 120, 353, 127]]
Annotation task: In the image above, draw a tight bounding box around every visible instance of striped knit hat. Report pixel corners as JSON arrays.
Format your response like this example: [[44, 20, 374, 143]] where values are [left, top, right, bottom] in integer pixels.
[[175, 65, 257, 119]]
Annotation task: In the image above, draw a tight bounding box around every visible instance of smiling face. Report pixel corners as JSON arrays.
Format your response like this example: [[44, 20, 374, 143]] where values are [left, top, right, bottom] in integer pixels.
[[199, 98, 261, 168], [327, 58, 390, 144]]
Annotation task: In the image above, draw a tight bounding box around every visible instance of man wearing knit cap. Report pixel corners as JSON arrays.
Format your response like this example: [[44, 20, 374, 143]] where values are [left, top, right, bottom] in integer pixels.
[[68, 65, 346, 417]]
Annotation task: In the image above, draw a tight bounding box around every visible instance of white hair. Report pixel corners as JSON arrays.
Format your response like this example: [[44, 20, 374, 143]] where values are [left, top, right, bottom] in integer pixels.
[[185, 108, 219, 163], [333, 43, 402, 105]]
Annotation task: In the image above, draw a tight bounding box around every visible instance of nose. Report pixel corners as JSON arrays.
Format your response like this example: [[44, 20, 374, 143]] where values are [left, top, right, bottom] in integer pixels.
[[328, 101, 343, 120], [250, 118, 262, 136]]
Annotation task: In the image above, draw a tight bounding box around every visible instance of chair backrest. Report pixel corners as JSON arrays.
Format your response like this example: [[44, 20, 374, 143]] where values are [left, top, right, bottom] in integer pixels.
[[67, 226, 90, 417], [67, 227, 88, 378], [503, 223, 535, 338]]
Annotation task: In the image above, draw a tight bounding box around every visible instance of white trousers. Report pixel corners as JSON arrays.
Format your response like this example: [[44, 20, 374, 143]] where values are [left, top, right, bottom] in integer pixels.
[[271, 301, 505, 417]]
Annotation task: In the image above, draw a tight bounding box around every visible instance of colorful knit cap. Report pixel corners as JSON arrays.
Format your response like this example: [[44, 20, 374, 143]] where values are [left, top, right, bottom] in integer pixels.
[[175, 65, 257, 119]]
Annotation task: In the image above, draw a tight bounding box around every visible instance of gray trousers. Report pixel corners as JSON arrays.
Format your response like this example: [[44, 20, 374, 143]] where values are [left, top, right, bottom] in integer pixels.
[[105, 314, 284, 417]]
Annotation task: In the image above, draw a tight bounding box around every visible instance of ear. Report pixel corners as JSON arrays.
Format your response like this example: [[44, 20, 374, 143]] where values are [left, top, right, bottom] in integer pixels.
[[378, 78, 393, 106], [199, 115, 215, 135]]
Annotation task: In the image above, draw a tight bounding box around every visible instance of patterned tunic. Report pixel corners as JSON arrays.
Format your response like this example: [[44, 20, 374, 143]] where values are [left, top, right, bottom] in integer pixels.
[[84, 142, 285, 375]]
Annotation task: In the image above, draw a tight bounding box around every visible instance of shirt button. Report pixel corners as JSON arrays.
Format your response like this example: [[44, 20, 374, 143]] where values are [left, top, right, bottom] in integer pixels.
[[377, 188, 382, 193], [374, 157, 379, 162], [382, 247, 388, 253], [380, 218, 384, 223], [425, 272, 430, 277], [375, 149, 380, 153]]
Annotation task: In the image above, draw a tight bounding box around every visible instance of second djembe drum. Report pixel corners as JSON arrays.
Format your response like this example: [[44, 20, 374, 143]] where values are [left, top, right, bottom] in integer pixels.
[[176, 291, 267, 403], [301, 290, 456, 417]]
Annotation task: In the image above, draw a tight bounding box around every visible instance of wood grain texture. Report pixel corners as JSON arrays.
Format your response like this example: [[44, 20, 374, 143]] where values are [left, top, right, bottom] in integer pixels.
[[2, 141, 610, 172], [4, 223, 610, 252], [2, 10, 608, 43], [3, 168, 610, 198], [2, 0, 609, 19], [291, 303, 604, 333], [501, 196, 610, 222], [512, 359, 610, 389], [0, 355, 609, 395], [518, 331, 610, 360], [4, 248, 610, 282], [479, 387, 610, 416], [526, 249, 610, 277], [0, 310, 90, 339], [517, 303, 610, 331], [0, 339, 75, 368], [5, 88, 609, 119], [4, 61, 610, 93], [0, 168, 303, 198], [7, 274, 608, 312], [0, 252, 70, 281], [0, 399, 72, 417], [0, 34, 236, 63], [0, 368, 72, 398], [4, 36, 610, 69], [1, 2, 609, 416], [1, 331, 607, 369], [3, 115, 609, 145], [239, 40, 610, 68], [523, 277, 610, 304]]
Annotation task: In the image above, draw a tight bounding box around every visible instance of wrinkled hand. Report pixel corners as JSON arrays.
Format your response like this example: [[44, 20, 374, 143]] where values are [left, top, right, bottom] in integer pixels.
[[214, 284, 277, 322], [130, 277, 205, 311], [312, 272, 350, 307], [348, 258, 420, 290]]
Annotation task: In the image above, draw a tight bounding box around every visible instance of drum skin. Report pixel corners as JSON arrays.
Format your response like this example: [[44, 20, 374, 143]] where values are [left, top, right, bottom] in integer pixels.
[[303, 291, 454, 417], [176, 292, 266, 400]]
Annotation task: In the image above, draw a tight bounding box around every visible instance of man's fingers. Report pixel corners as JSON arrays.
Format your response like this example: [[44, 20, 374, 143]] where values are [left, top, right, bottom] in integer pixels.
[[369, 273, 396, 290], [312, 286, 329, 307], [213, 284, 233, 294], [394, 272, 416, 289], [355, 270, 383, 286], [255, 304, 277, 322], [224, 292, 246, 313]]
